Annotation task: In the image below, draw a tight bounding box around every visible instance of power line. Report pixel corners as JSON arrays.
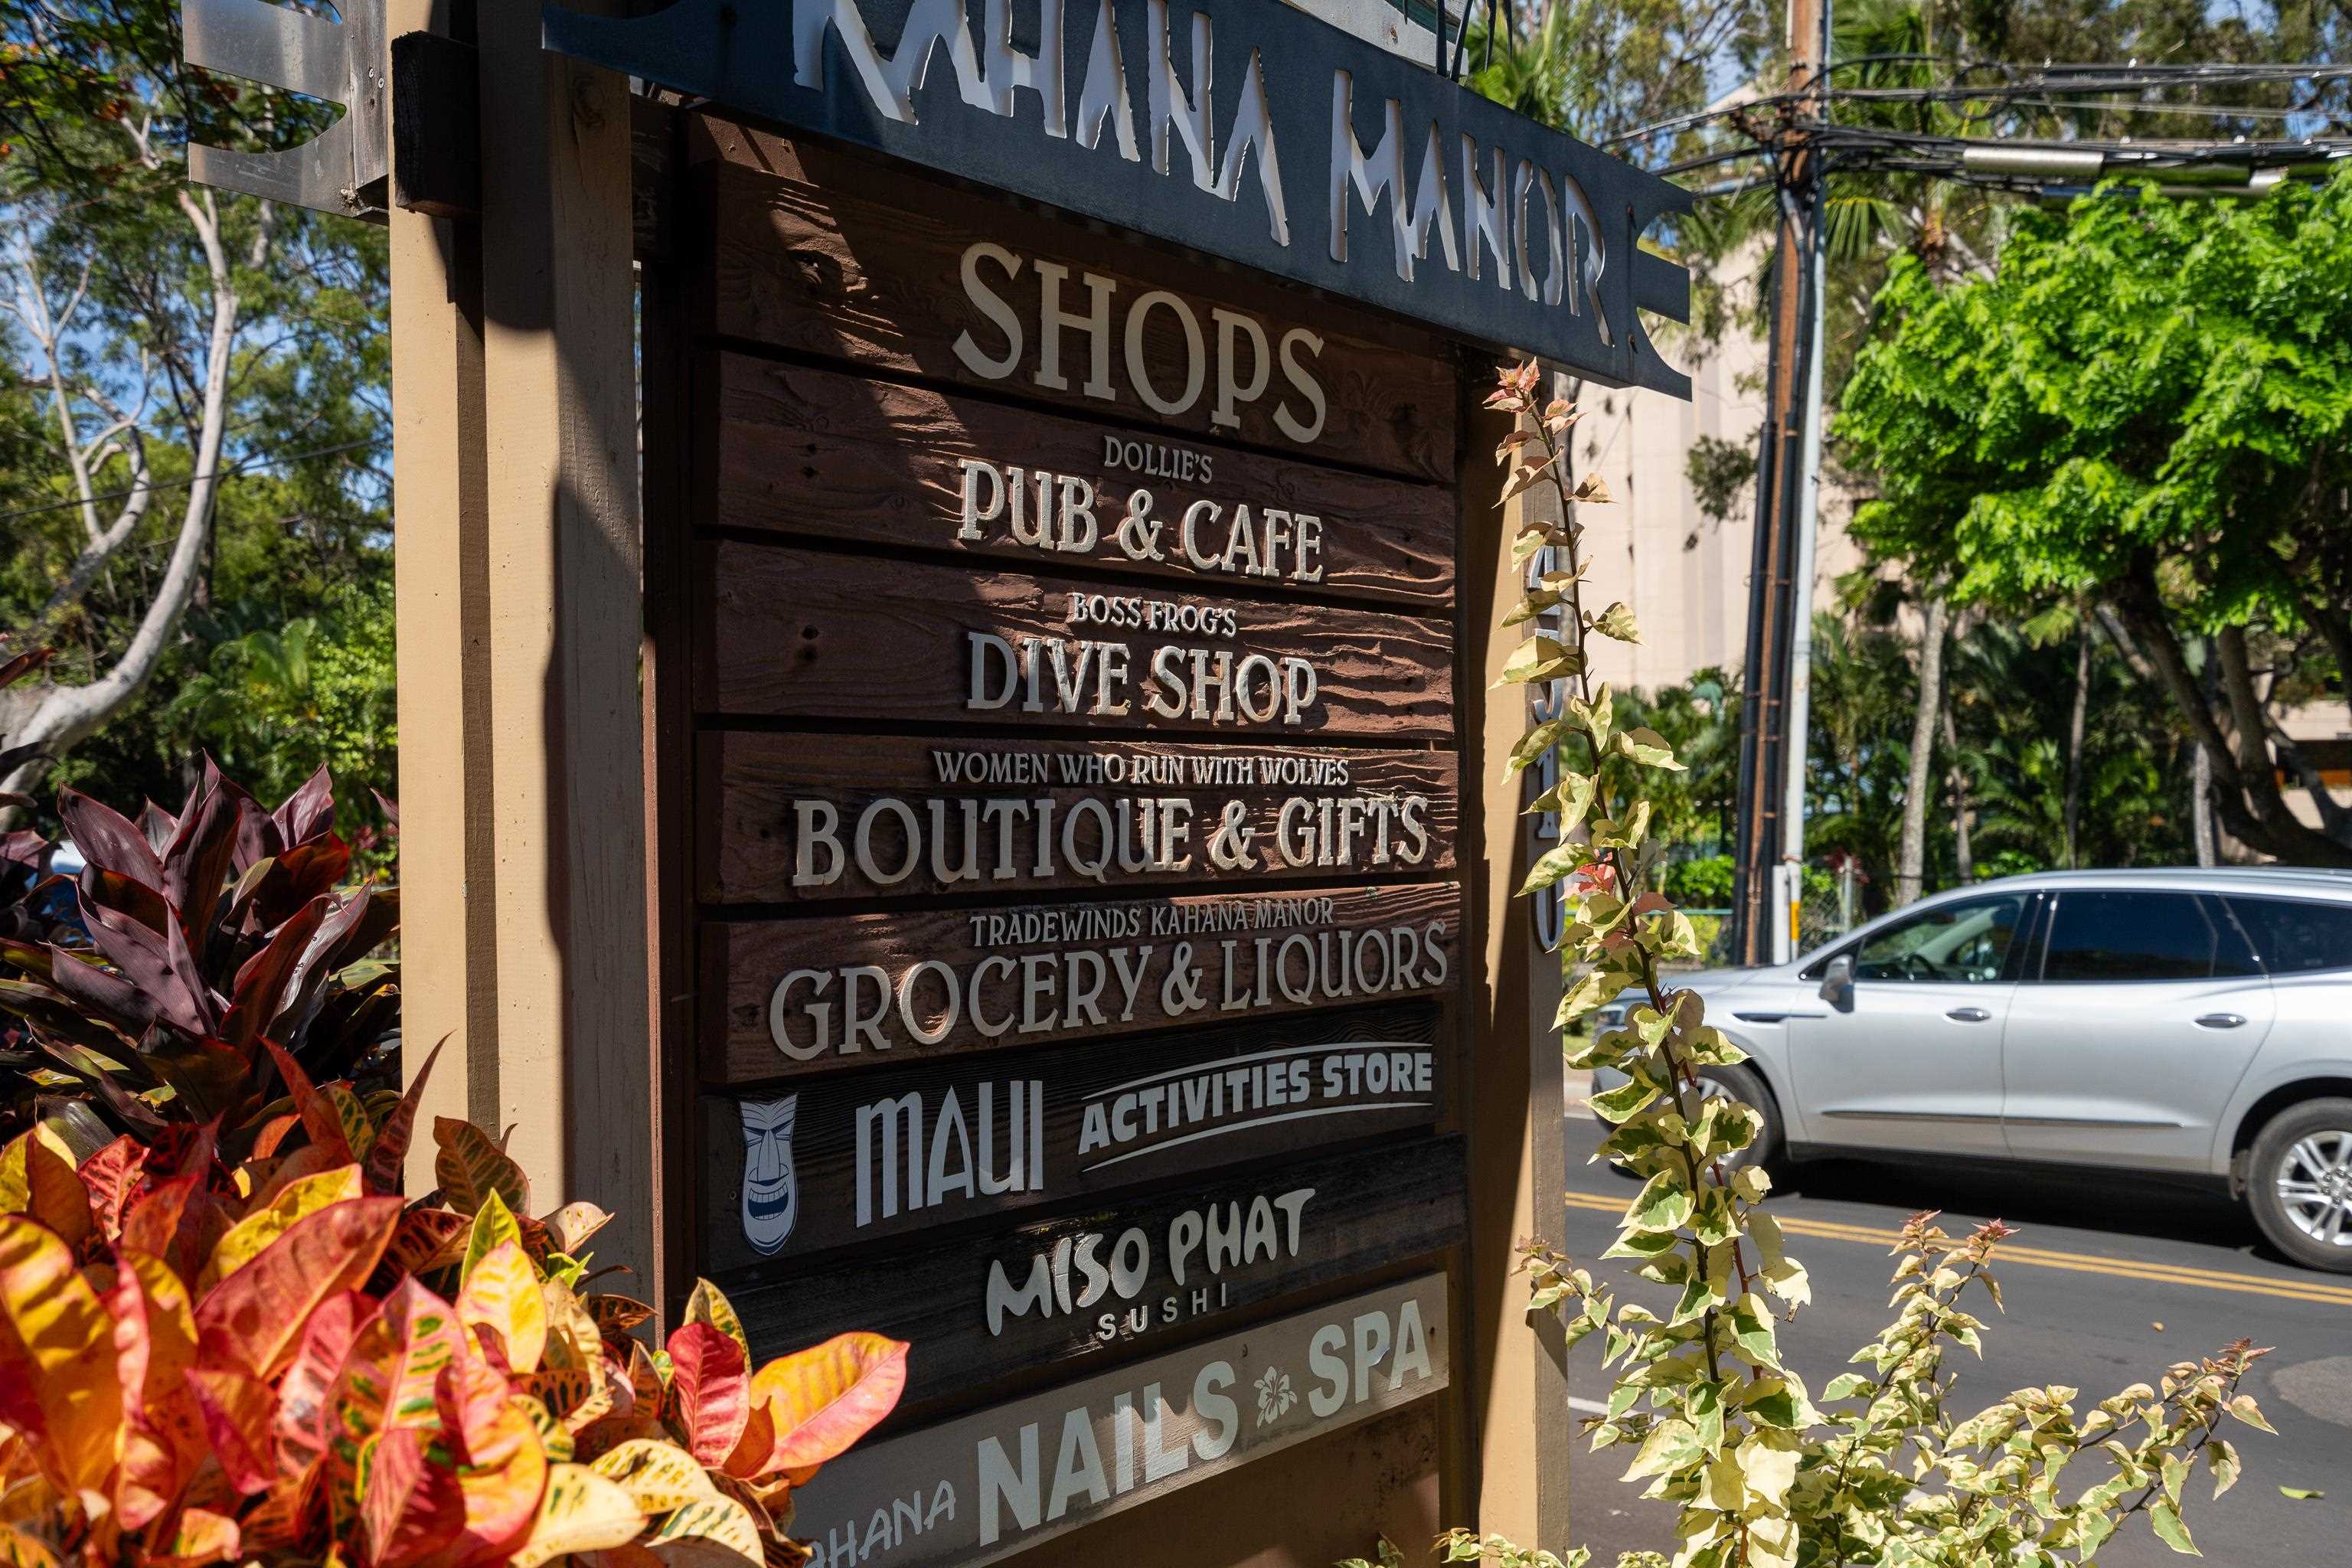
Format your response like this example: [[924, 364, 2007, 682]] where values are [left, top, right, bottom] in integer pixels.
[[0, 438, 376, 524]]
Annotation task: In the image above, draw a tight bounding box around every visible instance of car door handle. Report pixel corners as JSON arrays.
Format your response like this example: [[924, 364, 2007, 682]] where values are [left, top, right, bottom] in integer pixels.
[[2194, 1013, 2247, 1029], [1945, 1006, 1992, 1023]]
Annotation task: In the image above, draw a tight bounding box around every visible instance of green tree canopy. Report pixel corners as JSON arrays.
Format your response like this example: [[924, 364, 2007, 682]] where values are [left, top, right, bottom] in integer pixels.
[[1838, 173, 2352, 861]]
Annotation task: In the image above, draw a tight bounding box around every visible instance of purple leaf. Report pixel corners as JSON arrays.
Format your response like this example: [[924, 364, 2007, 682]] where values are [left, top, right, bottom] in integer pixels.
[[58, 789, 165, 893]]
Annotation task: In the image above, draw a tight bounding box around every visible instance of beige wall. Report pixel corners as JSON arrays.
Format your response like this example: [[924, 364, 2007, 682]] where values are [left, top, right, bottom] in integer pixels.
[[1568, 256, 1865, 697]]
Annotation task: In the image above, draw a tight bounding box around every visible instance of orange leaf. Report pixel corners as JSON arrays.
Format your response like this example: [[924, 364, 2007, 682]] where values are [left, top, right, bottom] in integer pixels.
[[109, 1247, 202, 1527], [261, 1037, 355, 1165], [749, 1332, 908, 1475], [77, 1136, 149, 1242], [186, 1366, 276, 1494], [720, 1400, 775, 1480], [667, 1321, 750, 1466], [157, 1506, 241, 1566], [335, 1278, 466, 1442], [193, 1194, 402, 1380], [204, 1163, 364, 1293], [1, 1130, 90, 1249], [432, 1118, 528, 1219], [361, 1425, 466, 1567], [457, 1240, 549, 1375], [421, 1381, 549, 1568], [363, 1039, 443, 1195], [0, 1525, 63, 1567], [386, 1207, 472, 1278], [0, 1213, 122, 1491], [276, 1291, 374, 1481]]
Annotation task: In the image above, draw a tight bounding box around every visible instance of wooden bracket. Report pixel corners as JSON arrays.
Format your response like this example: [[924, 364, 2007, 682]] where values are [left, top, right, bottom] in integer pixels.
[[390, 30, 480, 220]]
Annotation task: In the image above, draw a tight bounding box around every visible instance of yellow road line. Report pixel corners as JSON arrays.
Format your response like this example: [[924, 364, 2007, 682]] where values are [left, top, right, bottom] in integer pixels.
[[1560, 1190, 2352, 1307]]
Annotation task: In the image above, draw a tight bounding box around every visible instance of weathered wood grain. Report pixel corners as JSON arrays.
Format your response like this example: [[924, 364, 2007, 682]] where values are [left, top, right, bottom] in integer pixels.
[[724, 1138, 1466, 1411], [700, 732, 1460, 904], [694, 541, 1455, 736], [782, 1274, 1451, 1568], [694, 131, 1460, 483], [701, 998, 1446, 1268], [708, 354, 1457, 609], [703, 880, 1463, 1082]]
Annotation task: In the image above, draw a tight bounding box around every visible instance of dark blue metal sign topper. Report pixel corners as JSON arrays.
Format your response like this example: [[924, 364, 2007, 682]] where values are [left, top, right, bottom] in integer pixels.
[[541, 0, 1694, 397]]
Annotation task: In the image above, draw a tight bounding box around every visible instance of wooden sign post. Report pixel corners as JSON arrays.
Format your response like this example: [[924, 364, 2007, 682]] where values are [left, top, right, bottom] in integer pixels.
[[374, 0, 1694, 1558]]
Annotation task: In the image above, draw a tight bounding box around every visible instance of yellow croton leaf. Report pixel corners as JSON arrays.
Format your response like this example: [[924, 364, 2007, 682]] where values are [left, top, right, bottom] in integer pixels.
[[458, 1240, 550, 1374], [508, 1462, 648, 1568], [0, 1214, 122, 1491], [591, 1438, 723, 1515], [201, 1165, 364, 1295], [0, 1130, 91, 1248]]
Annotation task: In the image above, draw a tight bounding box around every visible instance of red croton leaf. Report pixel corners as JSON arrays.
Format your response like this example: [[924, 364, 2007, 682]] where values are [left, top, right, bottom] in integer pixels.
[[666, 1321, 751, 1465], [77, 1135, 149, 1243], [185, 1367, 275, 1494], [275, 1291, 374, 1481], [360, 1424, 466, 1568], [194, 1194, 402, 1380]]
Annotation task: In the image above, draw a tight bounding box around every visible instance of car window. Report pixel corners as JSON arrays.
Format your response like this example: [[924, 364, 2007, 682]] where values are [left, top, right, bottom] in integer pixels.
[[1851, 894, 2029, 983], [2225, 897, 2352, 975], [2039, 891, 2237, 982]]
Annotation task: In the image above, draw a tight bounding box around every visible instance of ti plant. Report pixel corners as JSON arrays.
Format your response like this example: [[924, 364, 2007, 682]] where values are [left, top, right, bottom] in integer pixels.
[[0, 760, 400, 1146], [0, 1044, 905, 1566], [1432, 362, 2275, 1568]]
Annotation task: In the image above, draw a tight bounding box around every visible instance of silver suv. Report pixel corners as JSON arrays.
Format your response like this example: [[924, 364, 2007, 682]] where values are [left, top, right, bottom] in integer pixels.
[[1593, 869, 2352, 1272]]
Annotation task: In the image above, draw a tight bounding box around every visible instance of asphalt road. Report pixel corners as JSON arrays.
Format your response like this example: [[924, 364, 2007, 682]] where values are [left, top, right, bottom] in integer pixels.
[[1558, 1110, 2350, 1566]]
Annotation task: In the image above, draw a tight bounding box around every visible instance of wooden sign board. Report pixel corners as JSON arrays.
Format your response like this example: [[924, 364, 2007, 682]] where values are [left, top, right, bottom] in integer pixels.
[[641, 107, 1477, 1559], [725, 1138, 1466, 1408], [704, 880, 1461, 1081], [701, 733, 1459, 905], [694, 542, 1454, 737], [702, 999, 1445, 1269], [709, 354, 1457, 612], [784, 1273, 1452, 1568]]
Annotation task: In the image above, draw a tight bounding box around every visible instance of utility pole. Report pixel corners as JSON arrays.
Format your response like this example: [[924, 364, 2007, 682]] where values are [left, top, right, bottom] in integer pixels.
[[1731, 0, 1830, 966]]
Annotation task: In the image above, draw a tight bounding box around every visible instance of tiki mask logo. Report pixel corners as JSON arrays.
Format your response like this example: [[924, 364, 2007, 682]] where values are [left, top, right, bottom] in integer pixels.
[[739, 1095, 799, 1255]]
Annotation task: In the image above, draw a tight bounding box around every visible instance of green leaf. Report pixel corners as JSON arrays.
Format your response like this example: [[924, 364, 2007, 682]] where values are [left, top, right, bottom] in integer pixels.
[[2280, 1485, 2324, 1500], [2149, 1499, 2198, 1555], [1625, 1170, 1694, 1233], [1589, 601, 1641, 642], [1587, 1073, 1662, 1125], [1496, 635, 1583, 688], [1618, 727, 1684, 770], [1504, 718, 1568, 778], [2205, 1439, 2239, 1499], [462, 1188, 523, 1284], [1519, 841, 1587, 896]]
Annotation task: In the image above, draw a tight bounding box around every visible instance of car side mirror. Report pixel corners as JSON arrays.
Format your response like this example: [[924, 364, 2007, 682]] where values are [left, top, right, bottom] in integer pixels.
[[1818, 952, 1855, 1013]]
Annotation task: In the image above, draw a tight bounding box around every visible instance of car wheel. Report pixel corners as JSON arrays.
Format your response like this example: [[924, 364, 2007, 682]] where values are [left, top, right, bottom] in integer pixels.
[[2247, 1096, 2352, 1273], [1697, 1063, 1782, 1174]]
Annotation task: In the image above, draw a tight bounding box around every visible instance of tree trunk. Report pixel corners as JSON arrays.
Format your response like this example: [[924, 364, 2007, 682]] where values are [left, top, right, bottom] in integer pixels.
[[2063, 622, 2089, 868], [2109, 570, 2352, 864], [0, 188, 242, 815], [1942, 703, 1972, 883], [2191, 740, 2217, 867], [1894, 597, 1949, 906]]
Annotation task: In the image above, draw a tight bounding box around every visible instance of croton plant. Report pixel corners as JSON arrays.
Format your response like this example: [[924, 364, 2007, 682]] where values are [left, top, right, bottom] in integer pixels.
[[0, 725, 907, 1566]]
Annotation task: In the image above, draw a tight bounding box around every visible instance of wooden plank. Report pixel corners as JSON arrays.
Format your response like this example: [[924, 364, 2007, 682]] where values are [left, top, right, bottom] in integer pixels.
[[785, 1273, 1451, 1568], [727, 1138, 1466, 1410], [694, 133, 1459, 483], [707, 354, 1455, 611], [701, 998, 1444, 1269], [700, 733, 1459, 905], [694, 541, 1455, 737], [704, 881, 1462, 1083]]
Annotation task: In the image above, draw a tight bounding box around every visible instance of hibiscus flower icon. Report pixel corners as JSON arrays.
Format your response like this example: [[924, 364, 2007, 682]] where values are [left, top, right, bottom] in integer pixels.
[[1253, 1364, 1297, 1426]]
